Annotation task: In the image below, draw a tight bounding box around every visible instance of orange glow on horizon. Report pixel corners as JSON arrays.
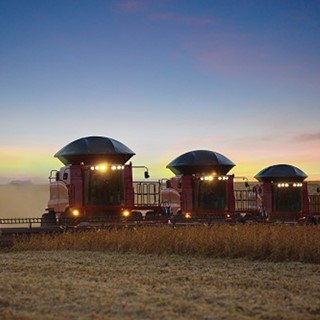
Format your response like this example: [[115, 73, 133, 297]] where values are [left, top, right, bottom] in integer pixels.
[[0, 148, 319, 183]]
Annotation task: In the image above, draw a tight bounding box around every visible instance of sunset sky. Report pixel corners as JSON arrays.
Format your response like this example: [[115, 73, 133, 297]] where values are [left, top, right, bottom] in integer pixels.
[[0, 0, 319, 183]]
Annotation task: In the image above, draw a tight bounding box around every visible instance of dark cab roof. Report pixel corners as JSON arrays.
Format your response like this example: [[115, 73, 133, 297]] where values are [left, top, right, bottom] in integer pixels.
[[255, 164, 307, 182], [55, 136, 135, 165], [167, 150, 235, 175]]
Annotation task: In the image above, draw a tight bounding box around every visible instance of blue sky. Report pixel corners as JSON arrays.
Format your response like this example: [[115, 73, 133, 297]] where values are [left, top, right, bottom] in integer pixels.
[[0, 0, 319, 183]]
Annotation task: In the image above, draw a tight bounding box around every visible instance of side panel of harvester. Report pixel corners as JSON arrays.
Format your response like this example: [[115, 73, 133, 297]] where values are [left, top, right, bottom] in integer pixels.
[[309, 184, 320, 218], [48, 167, 70, 214], [160, 180, 181, 215], [181, 176, 192, 212], [69, 165, 83, 211]]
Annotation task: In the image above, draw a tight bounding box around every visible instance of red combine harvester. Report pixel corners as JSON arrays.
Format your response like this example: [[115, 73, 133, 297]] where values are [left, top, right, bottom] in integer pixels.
[[164, 150, 237, 223], [42, 136, 173, 226], [231, 164, 320, 224], [41, 137, 319, 226], [252, 164, 312, 223]]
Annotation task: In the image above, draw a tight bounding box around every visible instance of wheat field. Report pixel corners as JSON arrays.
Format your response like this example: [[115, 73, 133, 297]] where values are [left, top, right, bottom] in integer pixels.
[[11, 224, 320, 263]]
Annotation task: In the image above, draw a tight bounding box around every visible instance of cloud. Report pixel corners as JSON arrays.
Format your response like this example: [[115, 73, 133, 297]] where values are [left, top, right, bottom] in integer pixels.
[[115, 2, 215, 27], [228, 131, 320, 148], [114, 0, 148, 13], [150, 12, 215, 26], [181, 32, 320, 86], [293, 132, 320, 143], [187, 36, 281, 77]]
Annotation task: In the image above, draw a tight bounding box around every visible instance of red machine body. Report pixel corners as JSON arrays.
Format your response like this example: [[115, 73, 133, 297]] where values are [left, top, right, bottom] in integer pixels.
[[44, 137, 319, 225], [48, 162, 167, 221], [49, 163, 170, 224], [178, 174, 235, 219], [259, 181, 309, 222]]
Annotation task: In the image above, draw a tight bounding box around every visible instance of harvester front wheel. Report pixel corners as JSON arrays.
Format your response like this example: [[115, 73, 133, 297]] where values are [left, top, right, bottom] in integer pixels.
[[41, 211, 57, 228]]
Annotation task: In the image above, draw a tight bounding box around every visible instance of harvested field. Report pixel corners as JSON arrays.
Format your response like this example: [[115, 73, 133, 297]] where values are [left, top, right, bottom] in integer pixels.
[[1, 251, 320, 320]]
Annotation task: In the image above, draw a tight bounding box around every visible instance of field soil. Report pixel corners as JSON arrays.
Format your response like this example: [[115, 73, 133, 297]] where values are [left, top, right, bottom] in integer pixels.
[[1, 251, 320, 320]]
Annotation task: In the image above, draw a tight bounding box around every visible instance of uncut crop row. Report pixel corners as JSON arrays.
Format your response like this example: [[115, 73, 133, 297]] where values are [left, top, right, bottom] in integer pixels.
[[13, 225, 320, 263]]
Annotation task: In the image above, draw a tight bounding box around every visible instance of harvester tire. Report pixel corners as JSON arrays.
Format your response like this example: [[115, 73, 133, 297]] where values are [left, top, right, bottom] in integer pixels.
[[41, 212, 57, 228]]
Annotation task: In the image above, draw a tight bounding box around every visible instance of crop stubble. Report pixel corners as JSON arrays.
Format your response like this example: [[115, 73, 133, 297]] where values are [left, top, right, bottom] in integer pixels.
[[0, 251, 320, 320]]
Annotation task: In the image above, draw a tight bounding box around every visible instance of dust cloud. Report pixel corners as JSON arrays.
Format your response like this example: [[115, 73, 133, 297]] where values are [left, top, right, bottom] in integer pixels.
[[0, 184, 49, 218]]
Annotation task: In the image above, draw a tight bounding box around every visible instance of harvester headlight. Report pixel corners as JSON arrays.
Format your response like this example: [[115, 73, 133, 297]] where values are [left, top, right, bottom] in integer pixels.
[[185, 213, 191, 219], [100, 165, 107, 171], [201, 175, 214, 181], [111, 165, 124, 170], [122, 210, 130, 217], [293, 183, 302, 187], [72, 209, 80, 217], [278, 183, 288, 188]]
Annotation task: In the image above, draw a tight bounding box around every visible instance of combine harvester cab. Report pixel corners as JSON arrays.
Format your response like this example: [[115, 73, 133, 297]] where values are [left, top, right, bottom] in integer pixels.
[[166, 150, 236, 223], [43, 136, 137, 226], [254, 164, 310, 223]]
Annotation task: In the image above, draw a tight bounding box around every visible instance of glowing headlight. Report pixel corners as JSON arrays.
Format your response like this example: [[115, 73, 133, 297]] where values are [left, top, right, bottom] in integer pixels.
[[185, 213, 191, 219], [122, 210, 130, 217], [201, 176, 214, 181], [277, 183, 287, 188], [72, 209, 80, 217], [100, 165, 107, 171]]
